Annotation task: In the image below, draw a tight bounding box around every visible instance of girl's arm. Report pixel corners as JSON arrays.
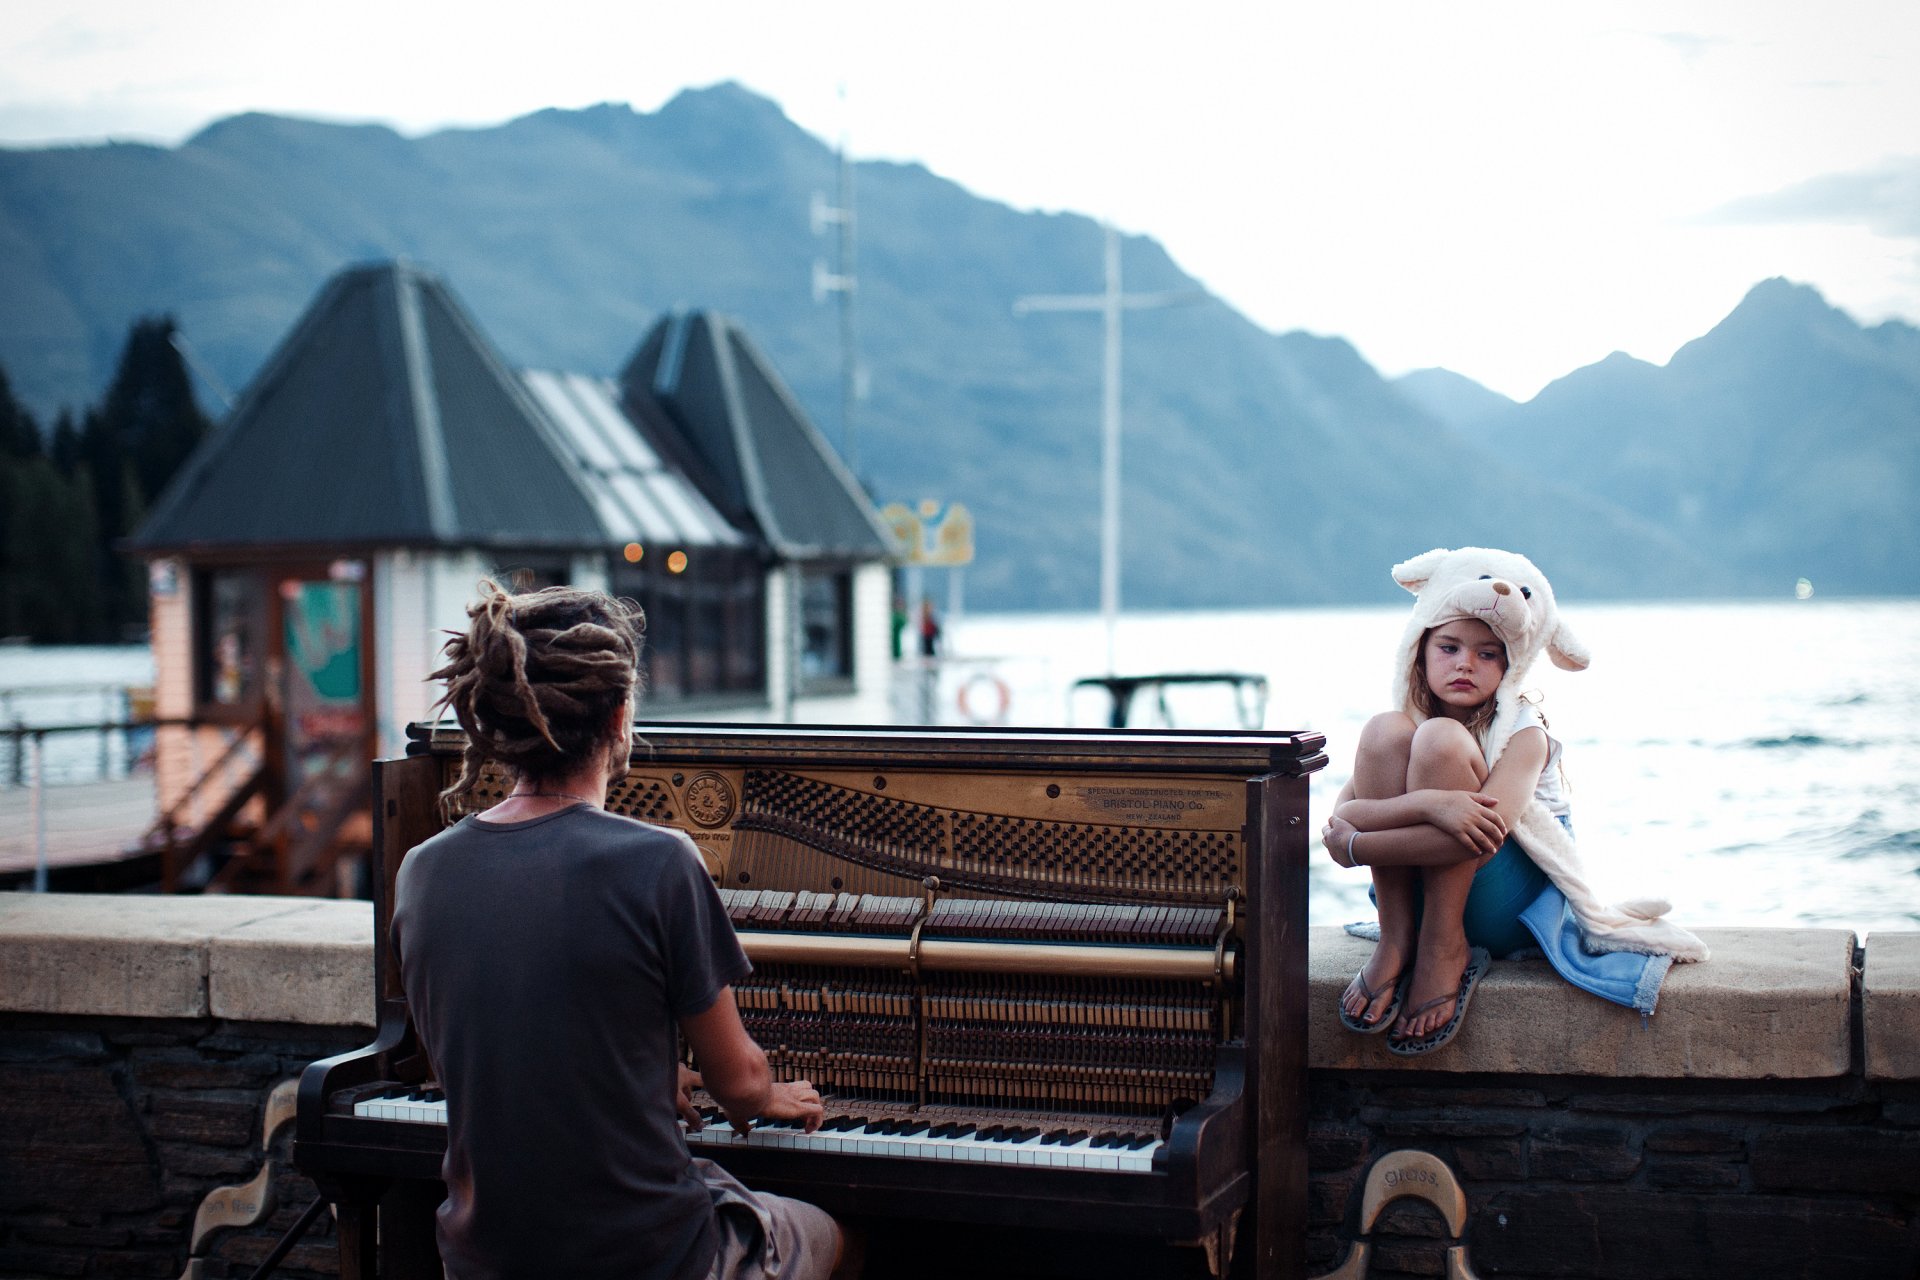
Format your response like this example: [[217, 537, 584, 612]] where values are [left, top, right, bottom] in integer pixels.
[[1328, 729, 1550, 866], [1336, 790, 1500, 841]]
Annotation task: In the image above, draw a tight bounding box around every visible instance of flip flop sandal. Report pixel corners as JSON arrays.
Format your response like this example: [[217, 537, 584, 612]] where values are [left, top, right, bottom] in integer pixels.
[[1338, 967, 1407, 1035], [1386, 947, 1490, 1057]]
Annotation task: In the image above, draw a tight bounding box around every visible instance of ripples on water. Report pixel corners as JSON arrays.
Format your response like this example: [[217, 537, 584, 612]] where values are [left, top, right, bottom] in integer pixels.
[[953, 598, 1920, 939]]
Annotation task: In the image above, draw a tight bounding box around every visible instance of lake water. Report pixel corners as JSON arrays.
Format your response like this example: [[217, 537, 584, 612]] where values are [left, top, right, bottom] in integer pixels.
[[4, 600, 1916, 938], [945, 598, 1920, 940]]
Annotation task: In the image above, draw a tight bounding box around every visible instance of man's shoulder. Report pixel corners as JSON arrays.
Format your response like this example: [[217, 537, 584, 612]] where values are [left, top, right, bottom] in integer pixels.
[[571, 809, 705, 871]]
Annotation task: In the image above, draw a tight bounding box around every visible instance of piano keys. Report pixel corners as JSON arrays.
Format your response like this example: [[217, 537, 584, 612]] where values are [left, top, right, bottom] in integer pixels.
[[294, 723, 1324, 1279], [344, 1088, 1165, 1172]]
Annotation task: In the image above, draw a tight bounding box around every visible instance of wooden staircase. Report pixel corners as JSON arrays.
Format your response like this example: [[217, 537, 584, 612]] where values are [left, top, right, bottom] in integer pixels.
[[151, 727, 371, 897]]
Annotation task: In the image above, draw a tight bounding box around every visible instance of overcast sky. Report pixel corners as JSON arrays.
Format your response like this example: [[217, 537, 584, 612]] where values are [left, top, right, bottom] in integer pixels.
[[3, 0, 1916, 400]]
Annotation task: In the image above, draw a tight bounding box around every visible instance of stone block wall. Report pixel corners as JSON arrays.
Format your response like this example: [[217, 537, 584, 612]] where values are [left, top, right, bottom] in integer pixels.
[[0, 1014, 365, 1278], [0, 894, 374, 1279], [1305, 1073, 1920, 1278], [3, 897, 1918, 1279]]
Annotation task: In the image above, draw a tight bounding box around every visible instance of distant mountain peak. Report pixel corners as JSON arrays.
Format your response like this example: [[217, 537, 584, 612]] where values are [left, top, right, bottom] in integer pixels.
[[1393, 367, 1515, 430], [185, 111, 404, 151], [1675, 276, 1859, 368], [658, 80, 797, 126]]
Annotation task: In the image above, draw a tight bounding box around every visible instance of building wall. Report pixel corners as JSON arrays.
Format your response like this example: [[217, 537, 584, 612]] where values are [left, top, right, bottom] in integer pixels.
[[371, 550, 496, 758], [147, 557, 260, 831], [360, 550, 892, 756], [683, 560, 893, 728]]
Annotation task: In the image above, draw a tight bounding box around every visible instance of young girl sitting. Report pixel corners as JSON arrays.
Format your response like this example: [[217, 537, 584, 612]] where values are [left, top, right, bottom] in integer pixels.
[[1322, 547, 1708, 1057]]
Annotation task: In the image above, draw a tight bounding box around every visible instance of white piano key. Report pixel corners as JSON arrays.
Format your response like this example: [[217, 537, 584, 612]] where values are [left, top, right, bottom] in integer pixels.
[[345, 1088, 1169, 1171]]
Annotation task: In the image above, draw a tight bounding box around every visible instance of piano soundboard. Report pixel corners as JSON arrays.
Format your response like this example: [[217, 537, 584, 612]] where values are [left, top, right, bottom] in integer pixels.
[[295, 723, 1323, 1279]]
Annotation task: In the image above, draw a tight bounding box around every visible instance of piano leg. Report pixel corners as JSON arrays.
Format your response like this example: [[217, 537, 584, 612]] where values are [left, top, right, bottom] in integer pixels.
[[317, 1174, 441, 1280], [332, 1190, 379, 1280], [1203, 1208, 1242, 1278], [380, 1179, 445, 1279]]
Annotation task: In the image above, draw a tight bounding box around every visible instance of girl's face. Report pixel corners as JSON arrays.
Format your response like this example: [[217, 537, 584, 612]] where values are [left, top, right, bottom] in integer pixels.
[[1422, 619, 1508, 721]]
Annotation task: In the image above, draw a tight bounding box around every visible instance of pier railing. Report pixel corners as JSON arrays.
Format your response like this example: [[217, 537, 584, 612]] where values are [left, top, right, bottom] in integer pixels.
[[0, 682, 156, 787], [0, 705, 268, 894]]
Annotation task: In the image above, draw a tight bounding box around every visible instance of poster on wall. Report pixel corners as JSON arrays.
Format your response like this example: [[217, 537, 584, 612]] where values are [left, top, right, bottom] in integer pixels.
[[282, 579, 363, 789]]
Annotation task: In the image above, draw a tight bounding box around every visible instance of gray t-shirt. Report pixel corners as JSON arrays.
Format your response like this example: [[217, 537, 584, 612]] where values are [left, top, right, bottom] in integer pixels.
[[393, 804, 750, 1280]]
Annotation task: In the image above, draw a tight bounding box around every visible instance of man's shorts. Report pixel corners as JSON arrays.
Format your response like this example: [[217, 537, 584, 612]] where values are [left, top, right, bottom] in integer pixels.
[[697, 1157, 839, 1280]]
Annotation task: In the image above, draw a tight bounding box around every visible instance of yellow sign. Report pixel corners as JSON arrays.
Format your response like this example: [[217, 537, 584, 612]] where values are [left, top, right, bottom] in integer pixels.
[[881, 501, 974, 566]]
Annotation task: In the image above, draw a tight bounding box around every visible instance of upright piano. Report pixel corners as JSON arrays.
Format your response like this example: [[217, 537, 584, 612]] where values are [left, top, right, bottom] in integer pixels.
[[295, 722, 1324, 1278]]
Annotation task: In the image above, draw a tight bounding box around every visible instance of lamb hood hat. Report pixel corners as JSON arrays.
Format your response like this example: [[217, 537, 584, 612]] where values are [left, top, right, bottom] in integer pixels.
[[1390, 545, 1589, 767], [1388, 547, 1709, 965]]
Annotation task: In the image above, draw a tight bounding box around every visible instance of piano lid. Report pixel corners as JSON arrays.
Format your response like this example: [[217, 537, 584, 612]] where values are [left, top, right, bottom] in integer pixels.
[[405, 720, 1329, 778]]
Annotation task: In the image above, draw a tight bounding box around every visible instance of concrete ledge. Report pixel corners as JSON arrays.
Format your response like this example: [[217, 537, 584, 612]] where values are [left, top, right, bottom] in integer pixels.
[[2, 896, 1907, 1079], [0, 892, 373, 1025], [1310, 926, 1859, 1079], [1865, 931, 1920, 1081]]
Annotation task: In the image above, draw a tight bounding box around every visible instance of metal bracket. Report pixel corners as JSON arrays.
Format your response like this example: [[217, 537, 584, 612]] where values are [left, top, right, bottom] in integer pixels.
[[183, 1076, 302, 1261], [1312, 1150, 1482, 1280]]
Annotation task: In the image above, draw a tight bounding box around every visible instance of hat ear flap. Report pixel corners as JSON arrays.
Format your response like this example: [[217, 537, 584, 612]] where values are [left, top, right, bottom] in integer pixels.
[[1547, 619, 1591, 672], [1391, 548, 1452, 596]]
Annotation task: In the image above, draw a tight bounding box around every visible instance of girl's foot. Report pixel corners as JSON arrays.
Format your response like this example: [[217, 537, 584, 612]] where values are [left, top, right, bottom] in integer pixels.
[[1387, 947, 1491, 1057], [1393, 938, 1474, 1040], [1338, 965, 1405, 1033], [1340, 941, 1410, 1031]]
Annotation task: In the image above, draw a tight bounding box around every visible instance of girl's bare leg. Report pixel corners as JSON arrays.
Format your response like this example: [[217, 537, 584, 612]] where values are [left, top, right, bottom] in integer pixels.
[[1343, 713, 1420, 1028], [1396, 718, 1493, 1039]]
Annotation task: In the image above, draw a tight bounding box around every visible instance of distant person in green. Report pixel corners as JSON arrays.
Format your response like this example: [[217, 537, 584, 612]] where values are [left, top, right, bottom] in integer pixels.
[[392, 581, 854, 1279], [889, 594, 907, 660]]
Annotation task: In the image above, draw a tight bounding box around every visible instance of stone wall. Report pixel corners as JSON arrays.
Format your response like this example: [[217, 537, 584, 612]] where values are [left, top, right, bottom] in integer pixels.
[[1306, 930, 1920, 1279], [2, 895, 1917, 1279], [1, 1013, 365, 1278], [1, 896, 373, 1279]]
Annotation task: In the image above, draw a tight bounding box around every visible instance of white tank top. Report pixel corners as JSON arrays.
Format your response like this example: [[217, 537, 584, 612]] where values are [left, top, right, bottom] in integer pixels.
[[1509, 701, 1571, 821]]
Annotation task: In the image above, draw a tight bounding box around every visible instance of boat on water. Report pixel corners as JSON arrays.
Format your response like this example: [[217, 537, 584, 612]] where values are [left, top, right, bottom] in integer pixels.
[[1071, 671, 1269, 730]]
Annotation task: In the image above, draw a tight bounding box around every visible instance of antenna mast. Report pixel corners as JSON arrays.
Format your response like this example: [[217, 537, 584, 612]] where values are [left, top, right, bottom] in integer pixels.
[[1015, 222, 1203, 674], [811, 88, 860, 475]]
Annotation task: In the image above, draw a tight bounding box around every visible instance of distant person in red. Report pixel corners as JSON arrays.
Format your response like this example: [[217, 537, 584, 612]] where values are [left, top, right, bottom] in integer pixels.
[[917, 598, 941, 657], [392, 581, 852, 1280]]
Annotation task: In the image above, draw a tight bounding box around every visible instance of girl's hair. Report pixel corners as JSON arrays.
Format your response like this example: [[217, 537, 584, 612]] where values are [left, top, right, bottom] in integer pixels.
[[1407, 624, 1502, 743], [430, 580, 644, 805]]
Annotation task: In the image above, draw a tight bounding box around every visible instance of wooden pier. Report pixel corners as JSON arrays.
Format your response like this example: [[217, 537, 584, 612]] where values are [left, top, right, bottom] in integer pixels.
[[0, 776, 160, 890]]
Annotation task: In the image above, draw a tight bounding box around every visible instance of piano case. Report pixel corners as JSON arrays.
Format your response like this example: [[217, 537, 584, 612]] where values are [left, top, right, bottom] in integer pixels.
[[294, 722, 1324, 1279]]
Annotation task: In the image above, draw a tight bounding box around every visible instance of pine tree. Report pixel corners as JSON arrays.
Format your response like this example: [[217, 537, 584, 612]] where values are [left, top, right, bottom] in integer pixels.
[[99, 316, 211, 505], [1, 457, 102, 642], [0, 364, 43, 460], [50, 412, 82, 479], [83, 316, 214, 640]]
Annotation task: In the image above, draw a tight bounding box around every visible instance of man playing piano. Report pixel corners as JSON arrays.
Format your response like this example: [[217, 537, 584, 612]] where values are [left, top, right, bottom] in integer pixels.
[[391, 581, 850, 1280]]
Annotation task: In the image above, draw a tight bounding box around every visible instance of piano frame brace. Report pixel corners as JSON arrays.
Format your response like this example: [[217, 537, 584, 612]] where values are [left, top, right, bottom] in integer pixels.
[[738, 931, 1237, 982]]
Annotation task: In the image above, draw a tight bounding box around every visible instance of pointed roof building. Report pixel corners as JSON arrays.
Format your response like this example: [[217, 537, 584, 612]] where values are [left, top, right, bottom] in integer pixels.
[[135, 263, 736, 554], [620, 311, 895, 561]]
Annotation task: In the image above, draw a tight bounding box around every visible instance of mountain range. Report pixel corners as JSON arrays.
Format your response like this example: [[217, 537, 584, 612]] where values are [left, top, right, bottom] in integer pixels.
[[3, 83, 1914, 608]]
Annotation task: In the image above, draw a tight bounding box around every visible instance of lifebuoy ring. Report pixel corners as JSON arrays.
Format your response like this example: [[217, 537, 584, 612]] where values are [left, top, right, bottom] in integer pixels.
[[957, 673, 1011, 725]]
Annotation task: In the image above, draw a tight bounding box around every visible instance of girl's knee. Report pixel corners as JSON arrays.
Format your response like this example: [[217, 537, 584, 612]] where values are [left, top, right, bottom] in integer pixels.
[[1356, 712, 1416, 763], [1410, 716, 1478, 763]]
